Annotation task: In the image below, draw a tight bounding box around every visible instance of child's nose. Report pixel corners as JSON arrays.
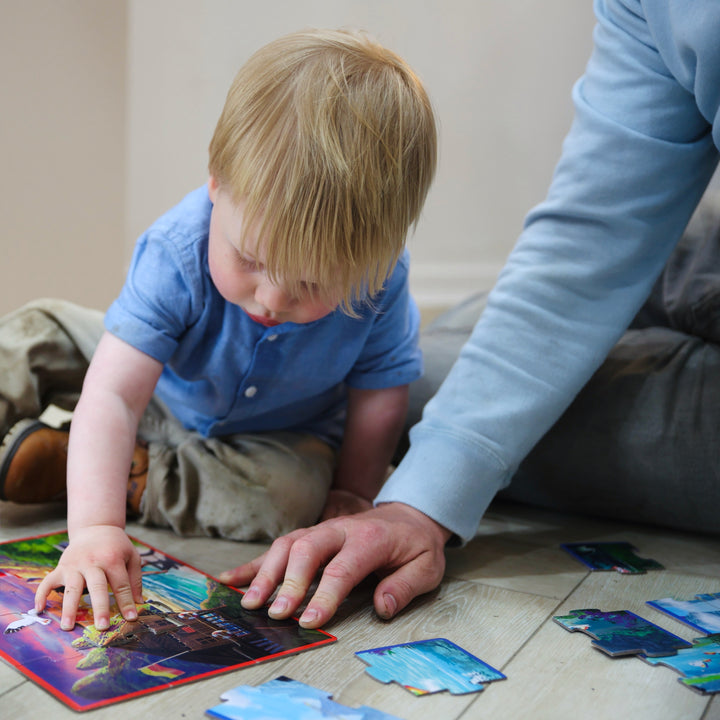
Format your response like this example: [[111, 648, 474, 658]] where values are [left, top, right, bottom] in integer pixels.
[[256, 280, 292, 312]]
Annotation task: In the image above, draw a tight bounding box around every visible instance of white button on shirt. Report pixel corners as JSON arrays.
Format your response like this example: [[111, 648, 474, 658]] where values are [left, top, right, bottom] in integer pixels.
[[244, 386, 258, 398], [267, 334, 278, 342]]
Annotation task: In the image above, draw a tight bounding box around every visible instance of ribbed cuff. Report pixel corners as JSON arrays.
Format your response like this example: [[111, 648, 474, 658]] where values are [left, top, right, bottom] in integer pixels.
[[375, 425, 511, 545]]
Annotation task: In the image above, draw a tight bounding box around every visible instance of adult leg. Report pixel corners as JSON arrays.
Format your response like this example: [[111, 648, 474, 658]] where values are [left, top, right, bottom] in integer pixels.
[[506, 327, 720, 534], [508, 192, 720, 533]]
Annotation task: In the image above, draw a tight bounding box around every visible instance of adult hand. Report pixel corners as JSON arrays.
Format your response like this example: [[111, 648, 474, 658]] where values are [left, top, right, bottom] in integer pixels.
[[218, 502, 452, 628], [34, 525, 143, 631], [320, 488, 373, 520]]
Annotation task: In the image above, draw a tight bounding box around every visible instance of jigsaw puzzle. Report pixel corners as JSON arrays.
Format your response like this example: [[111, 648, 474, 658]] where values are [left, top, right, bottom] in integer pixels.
[[553, 609, 692, 657], [647, 592, 720, 634], [355, 637, 505, 695], [206, 675, 401, 719], [642, 634, 720, 694], [560, 542, 664, 574], [0, 532, 336, 712]]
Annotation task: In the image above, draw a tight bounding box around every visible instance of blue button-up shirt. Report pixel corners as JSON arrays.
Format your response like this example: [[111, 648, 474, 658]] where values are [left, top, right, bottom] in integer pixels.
[[105, 186, 422, 444]]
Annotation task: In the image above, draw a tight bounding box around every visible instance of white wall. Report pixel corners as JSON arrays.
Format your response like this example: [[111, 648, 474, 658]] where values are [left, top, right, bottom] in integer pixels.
[[1, 2, 596, 315], [127, 0, 596, 306], [0, 1, 126, 315]]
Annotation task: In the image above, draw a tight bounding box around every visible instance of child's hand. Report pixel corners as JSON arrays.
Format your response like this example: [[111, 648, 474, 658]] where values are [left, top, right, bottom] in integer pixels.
[[321, 488, 373, 520], [34, 525, 143, 631]]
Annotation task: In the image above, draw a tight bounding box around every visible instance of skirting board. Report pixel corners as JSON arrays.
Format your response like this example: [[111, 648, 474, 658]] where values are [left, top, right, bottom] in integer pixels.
[[409, 261, 502, 309]]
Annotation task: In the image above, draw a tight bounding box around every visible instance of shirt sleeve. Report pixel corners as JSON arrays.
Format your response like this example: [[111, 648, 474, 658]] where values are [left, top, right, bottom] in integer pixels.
[[378, 0, 720, 543], [344, 251, 423, 390], [104, 231, 198, 363]]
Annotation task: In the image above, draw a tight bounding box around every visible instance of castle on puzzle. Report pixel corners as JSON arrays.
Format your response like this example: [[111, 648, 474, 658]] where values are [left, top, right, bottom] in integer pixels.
[[107, 606, 288, 665]]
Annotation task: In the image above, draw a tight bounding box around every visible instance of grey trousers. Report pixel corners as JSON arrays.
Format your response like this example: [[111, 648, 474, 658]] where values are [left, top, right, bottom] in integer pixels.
[[405, 193, 720, 535], [0, 299, 335, 541]]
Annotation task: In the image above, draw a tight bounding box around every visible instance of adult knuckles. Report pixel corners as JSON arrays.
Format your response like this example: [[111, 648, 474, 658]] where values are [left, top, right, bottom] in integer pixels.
[[345, 515, 391, 548], [322, 555, 361, 584], [269, 532, 303, 556]]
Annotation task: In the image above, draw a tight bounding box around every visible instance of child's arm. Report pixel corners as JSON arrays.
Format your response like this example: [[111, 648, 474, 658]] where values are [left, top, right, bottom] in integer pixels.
[[34, 331, 163, 631], [322, 385, 409, 520]]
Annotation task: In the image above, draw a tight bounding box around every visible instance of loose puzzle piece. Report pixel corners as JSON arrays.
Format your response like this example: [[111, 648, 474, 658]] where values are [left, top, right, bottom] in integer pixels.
[[355, 637, 505, 695], [553, 609, 692, 657], [206, 675, 401, 719], [560, 542, 664, 574], [642, 634, 720, 694], [647, 592, 720, 634], [0, 531, 336, 712]]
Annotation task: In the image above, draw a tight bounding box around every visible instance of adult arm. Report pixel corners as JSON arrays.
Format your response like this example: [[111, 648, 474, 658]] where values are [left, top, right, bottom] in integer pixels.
[[222, 0, 720, 623], [377, 0, 720, 542], [35, 332, 163, 630]]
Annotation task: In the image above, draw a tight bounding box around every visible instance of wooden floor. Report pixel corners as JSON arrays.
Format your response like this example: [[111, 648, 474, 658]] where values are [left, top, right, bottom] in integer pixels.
[[1, 498, 719, 719]]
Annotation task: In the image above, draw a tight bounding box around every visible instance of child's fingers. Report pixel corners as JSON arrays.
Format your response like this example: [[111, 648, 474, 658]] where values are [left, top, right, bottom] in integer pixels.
[[58, 569, 89, 631], [127, 546, 144, 605], [84, 566, 114, 631], [104, 564, 139, 626], [34, 569, 61, 613]]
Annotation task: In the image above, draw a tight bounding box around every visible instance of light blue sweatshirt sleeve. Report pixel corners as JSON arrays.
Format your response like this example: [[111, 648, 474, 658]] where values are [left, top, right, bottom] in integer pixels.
[[377, 0, 720, 543]]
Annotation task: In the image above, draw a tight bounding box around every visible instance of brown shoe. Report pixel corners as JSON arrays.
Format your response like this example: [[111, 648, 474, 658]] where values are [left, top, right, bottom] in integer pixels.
[[0, 420, 69, 503], [127, 442, 149, 516], [0, 419, 149, 510]]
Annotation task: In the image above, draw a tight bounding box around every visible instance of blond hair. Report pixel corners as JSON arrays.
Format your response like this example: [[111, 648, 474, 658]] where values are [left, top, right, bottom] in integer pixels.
[[208, 29, 436, 313]]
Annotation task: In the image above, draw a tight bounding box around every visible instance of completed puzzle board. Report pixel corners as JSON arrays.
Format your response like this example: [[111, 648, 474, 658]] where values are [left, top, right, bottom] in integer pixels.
[[0, 531, 335, 712]]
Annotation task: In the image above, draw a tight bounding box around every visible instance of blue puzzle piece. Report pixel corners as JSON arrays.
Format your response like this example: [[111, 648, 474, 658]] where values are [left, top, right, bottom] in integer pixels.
[[642, 634, 720, 694], [553, 609, 692, 657], [206, 676, 401, 719], [355, 637, 505, 695], [647, 592, 720, 635], [561, 542, 664, 574]]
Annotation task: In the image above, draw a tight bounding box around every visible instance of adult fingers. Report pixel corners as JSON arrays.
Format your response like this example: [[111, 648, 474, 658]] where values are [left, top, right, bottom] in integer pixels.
[[220, 549, 277, 610], [221, 528, 325, 612], [265, 525, 348, 620], [296, 504, 451, 627], [372, 546, 446, 620], [292, 522, 399, 628], [218, 552, 269, 588]]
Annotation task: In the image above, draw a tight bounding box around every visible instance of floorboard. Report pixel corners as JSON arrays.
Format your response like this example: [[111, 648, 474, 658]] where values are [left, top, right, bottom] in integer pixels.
[[1, 499, 719, 719]]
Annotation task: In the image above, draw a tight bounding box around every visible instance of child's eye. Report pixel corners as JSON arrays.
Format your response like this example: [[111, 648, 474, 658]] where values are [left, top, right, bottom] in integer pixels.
[[237, 254, 259, 271], [300, 281, 319, 293]]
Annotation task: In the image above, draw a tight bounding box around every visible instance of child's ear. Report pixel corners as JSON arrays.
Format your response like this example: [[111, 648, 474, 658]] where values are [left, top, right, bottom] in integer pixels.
[[208, 176, 220, 203]]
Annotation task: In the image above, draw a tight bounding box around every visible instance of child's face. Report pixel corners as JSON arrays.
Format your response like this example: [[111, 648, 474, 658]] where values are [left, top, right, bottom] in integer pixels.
[[207, 178, 339, 326]]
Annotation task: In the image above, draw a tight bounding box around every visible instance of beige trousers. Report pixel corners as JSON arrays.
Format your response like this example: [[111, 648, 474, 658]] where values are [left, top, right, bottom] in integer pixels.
[[0, 299, 335, 540]]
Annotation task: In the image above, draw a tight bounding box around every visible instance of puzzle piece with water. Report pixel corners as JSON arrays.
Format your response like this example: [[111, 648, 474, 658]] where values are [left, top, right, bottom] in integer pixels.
[[355, 637, 505, 695], [553, 609, 692, 657], [206, 676, 401, 719], [647, 592, 720, 635], [642, 634, 720, 694]]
